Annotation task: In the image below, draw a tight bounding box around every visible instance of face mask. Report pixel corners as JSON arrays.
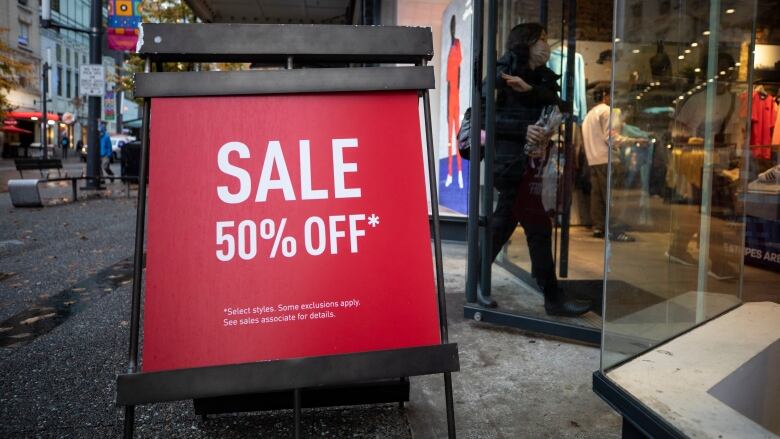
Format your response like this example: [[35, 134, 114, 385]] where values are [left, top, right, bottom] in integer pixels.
[[529, 39, 550, 68]]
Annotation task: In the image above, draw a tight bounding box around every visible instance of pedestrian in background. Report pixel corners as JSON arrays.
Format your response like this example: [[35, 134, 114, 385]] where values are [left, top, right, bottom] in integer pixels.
[[60, 134, 69, 158], [100, 125, 114, 183]]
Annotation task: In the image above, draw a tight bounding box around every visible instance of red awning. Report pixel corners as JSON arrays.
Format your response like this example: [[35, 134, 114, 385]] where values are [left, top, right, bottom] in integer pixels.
[[7, 111, 61, 121], [2, 125, 33, 134]]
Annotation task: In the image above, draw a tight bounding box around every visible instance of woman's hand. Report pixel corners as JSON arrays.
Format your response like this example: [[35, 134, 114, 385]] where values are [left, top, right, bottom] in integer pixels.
[[526, 125, 548, 144], [501, 72, 533, 93]]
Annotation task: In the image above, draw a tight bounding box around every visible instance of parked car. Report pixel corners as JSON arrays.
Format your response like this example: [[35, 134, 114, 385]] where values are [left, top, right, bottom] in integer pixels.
[[110, 135, 136, 161]]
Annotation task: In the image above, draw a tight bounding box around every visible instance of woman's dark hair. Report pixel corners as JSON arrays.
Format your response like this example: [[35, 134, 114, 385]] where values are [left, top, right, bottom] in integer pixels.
[[506, 23, 546, 68]]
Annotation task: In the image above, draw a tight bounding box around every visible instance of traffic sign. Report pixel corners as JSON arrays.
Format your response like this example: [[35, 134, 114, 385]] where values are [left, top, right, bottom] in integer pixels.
[[79, 64, 105, 97]]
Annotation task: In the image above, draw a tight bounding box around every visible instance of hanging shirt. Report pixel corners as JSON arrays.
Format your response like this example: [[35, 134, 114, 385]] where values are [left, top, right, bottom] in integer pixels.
[[773, 104, 780, 146], [446, 39, 462, 117], [547, 48, 587, 123], [740, 91, 777, 159]]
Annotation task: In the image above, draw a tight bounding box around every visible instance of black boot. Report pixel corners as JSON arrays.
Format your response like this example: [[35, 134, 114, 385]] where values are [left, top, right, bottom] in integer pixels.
[[543, 287, 590, 317]]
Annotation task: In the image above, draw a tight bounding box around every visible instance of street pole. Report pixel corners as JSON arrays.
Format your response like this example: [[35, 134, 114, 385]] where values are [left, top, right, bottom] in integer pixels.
[[85, 0, 103, 189], [40, 60, 48, 159]]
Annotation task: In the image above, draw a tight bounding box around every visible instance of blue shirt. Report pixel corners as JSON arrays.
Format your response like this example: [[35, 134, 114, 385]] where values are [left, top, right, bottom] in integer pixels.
[[547, 48, 588, 123]]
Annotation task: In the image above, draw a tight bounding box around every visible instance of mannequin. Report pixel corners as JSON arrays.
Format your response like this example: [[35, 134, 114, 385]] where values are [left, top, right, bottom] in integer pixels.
[[649, 41, 672, 81]]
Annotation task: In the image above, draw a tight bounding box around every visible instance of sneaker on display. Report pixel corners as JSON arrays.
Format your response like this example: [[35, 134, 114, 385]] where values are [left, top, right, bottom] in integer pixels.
[[458, 171, 463, 189], [708, 267, 738, 281], [665, 251, 697, 266], [445, 174, 452, 187]]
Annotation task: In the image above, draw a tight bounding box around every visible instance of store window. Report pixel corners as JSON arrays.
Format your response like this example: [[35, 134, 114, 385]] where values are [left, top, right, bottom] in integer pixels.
[[57, 66, 63, 96], [18, 21, 30, 47], [56, 44, 62, 62], [75, 72, 79, 96], [66, 69, 72, 98], [66, 48, 70, 66], [601, 0, 779, 369]]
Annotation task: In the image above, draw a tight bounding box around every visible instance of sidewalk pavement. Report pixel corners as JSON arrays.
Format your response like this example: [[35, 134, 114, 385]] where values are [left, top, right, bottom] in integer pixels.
[[0, 191, 620, 438]]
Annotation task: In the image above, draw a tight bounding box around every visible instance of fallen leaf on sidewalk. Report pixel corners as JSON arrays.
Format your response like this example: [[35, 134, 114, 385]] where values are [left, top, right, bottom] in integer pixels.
[[21, 313, 56, 325]]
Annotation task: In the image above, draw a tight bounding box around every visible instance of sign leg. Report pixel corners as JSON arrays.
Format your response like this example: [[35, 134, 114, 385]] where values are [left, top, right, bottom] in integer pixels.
[[444, 372, 456, 438], [294, 388, 302, 439], [123, 405, 135, 439]]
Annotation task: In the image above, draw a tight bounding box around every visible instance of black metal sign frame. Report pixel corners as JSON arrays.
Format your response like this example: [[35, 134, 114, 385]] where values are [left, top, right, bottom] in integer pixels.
[[118, 23, 458, 439]]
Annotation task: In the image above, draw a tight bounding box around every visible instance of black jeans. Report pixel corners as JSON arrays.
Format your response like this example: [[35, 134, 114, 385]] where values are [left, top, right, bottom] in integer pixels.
[[489, 183, 557, 295]]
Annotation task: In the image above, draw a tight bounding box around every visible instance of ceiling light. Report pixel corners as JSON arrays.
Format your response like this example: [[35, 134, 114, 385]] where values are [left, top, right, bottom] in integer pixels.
[[720, 70, 726, 75], [679, 95, 685, 100], [632, 49, 640, 54], [47, 120, 56, 125], [615, 38, 621, 43], [691, 42, 698, 47], [725, 8, 735, 14], [685, 49, 691, 54], [703, 30, 711, 36], [735, 62, 741, 66], [678, 55, 685, 59], [687, 91, 693, 95], [709, 78, 715, 82], [694, 67, 701, 72]]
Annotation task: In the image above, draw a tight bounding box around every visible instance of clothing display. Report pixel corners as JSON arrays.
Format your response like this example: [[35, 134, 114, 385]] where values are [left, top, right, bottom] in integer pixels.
[[649, 41, 672, 80], [773, 101, 780, 145], [665, 146, 733, 200], [739, 89, 777, 159], [547, 47, 588, 123]]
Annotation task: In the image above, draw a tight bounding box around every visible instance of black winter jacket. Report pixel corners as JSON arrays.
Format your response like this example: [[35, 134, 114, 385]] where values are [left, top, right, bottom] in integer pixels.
[[491, 51, 563, 190]]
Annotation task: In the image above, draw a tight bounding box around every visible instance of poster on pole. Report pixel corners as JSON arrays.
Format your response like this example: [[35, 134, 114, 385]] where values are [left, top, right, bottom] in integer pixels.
[[437, 0, 473, 215], [142, 91, 442, 372], [104, 90, 116, 121], [79, 64, 105, 97]]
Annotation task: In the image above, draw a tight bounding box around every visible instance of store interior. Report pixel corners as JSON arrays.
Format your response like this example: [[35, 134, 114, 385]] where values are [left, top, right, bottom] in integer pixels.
[[468, 0, 780, 356]]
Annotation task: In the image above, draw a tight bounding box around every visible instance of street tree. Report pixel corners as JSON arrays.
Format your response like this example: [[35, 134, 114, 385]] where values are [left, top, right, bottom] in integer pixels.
[[0, 28, 33, 121]]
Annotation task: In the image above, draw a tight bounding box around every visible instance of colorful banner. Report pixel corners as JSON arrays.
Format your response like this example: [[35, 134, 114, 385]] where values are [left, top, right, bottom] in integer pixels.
[[142, 92, 441, 372], [104, 90, 116, 121], [107, 0, 142, 52]]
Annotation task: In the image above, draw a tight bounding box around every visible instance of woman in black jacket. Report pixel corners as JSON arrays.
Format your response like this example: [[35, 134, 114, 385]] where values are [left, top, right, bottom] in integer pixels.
[[486, 23, 589, 317]]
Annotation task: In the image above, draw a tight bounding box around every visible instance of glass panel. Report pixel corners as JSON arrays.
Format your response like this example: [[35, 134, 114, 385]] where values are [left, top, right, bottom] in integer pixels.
[[601, 0, 769, 371], [482, 0, 603, 326]]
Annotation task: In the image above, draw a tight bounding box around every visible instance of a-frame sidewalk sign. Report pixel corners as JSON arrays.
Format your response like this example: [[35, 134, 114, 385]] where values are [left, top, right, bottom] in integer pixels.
[[116, 23, 459, 438]]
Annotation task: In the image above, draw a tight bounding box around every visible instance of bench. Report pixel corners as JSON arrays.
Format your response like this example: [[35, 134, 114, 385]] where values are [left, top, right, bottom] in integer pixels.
[[9, 176, 137, 207], [8, 177, 81, 207], [14, 158, 65, 179]]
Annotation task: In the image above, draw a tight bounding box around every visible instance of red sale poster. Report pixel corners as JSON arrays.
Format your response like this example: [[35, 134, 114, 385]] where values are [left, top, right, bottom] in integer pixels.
[[142, 91, 441, 372]]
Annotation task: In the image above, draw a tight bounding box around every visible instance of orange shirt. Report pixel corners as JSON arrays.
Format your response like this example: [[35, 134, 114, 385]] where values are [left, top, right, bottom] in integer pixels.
[[446, 39, 462, 115]]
